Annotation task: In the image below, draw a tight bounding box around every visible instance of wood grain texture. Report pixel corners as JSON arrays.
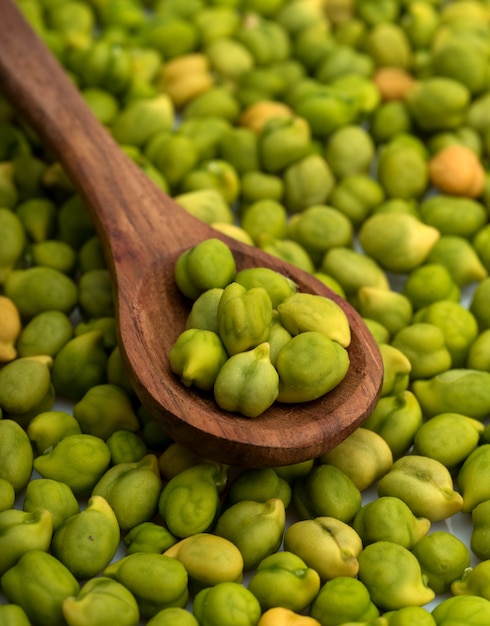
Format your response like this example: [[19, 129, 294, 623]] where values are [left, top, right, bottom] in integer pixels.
[[0, 0, 384, 467]]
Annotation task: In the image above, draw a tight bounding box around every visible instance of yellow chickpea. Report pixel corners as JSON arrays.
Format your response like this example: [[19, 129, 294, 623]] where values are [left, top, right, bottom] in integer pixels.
[[0, 296, 21, 362], [428, 144, 486, 198], [373, 67, 417, 101], [239, 100, 294, 134], [258, 607, 322, 626]]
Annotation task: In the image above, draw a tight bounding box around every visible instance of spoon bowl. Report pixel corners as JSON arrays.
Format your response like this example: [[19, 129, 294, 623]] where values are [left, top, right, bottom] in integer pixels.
[[0, 0, 383, 466]]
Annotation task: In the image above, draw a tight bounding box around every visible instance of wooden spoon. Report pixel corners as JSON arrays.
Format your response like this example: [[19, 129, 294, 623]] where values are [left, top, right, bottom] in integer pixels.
[[0, 0, 383, 467]]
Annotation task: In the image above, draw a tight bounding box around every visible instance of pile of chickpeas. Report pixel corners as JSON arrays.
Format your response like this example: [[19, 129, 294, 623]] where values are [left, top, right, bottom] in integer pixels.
[[2, 0, 490, 624]]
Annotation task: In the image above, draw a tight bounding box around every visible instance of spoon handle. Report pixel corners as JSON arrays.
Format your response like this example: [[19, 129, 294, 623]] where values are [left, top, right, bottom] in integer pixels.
[[0, 0, 173, 262]]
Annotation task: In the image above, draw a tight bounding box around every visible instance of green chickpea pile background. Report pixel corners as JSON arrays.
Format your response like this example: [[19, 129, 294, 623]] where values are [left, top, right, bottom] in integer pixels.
[[3, 0, 490, 624]]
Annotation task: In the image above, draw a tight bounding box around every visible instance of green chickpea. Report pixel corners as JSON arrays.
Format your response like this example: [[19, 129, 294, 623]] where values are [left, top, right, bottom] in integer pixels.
[[234, 267, 296, 309], [418, 195, 487, 239], [193, 582, 261, 626], [259, 237, 316, 273], [377, 455, 464, 521], [277, 292, 351, 346], [169, 329, 228, 391], [0, 603, 31, 626], [379, 344, 412, 397], [28, 239, 76, 274], [473, 224, 490, 273], [215, 498, 286, 571], [217, 282, 273, 355], [175, 189, 235, 225], [103, 553, 188, 618], [4, 267, 78, 321], [185, 288, 223, 333], [328, 174, 385, 227], [78, 235, 106, 272], [247, 551, 321, 613], [259, 116, 311, 174], [413, 413, 483, 471], [17, 310, 73, 358], [412, 531, 471, 594], [111, 94, 174, 146], [432, 595, 490, 626], [183, 86, 240, 122], [164, 533, 244, 591], [391, 323, 452, 380], [376, 139, 429, 200], [23, 478, 79, 531], [283, 154, 335, 213], [51, 495, 120, 579], [402, 264, 461, 311], [0, 509, 53, 577], [147, 131, 199, 191], [321, 247, 390, 302], [106, 344, 134, 393], [293, 463, 362, 523], [78, 269, 114, 318], [92, 454, 162, 530], [458, 445, 490, 513], [147, 607, 199, 626], [62, 576, 139, 626], [0, 478, 15, 513], [405, 76, 470, 131], [106, 430, 148, 465], [470, 276, 490, 331], [0, 358, 54, 427], [324, 124, 375, 178], [414, 300, 479, 368], [227, 467, 291, 508], [56, 195, 96, 250], [284, 516, 363, 582], [370, 101, 412, 144], [0, 419, 34, 493], [383, 606, 436, 626], [363, 390, 423, 460], [363, 317, 391, 345], [357, 287, 413, 338], [0, 209, 26, 276], [158, 462, 225, 538], [319, 428, 393, 491], [359, 213, 439, 273], [358, 541, 435, 611], [275, 332, 350, 403], [214, 343, 279, 418], [287, 205, 354, 265], [413, 369, 490, 420], [353, 496, 430, 550], [467, 329, 490, 371], [175, 238, 236, 300], [82, 87, 119, 125], [471, 500, 490, 560], [181, 159, 240, 205], [124, 521, 178, 556], [27, 410, 82, 455], [310, 577, 380, 625], [240, 172, 285, 208], [1, 550, 80, 626], [426, 235, 488, 287], [218, 124, 260, 175], [52, 331, 108, 401], [33, 434, 111, 498], [15, 198, 56, 243]]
